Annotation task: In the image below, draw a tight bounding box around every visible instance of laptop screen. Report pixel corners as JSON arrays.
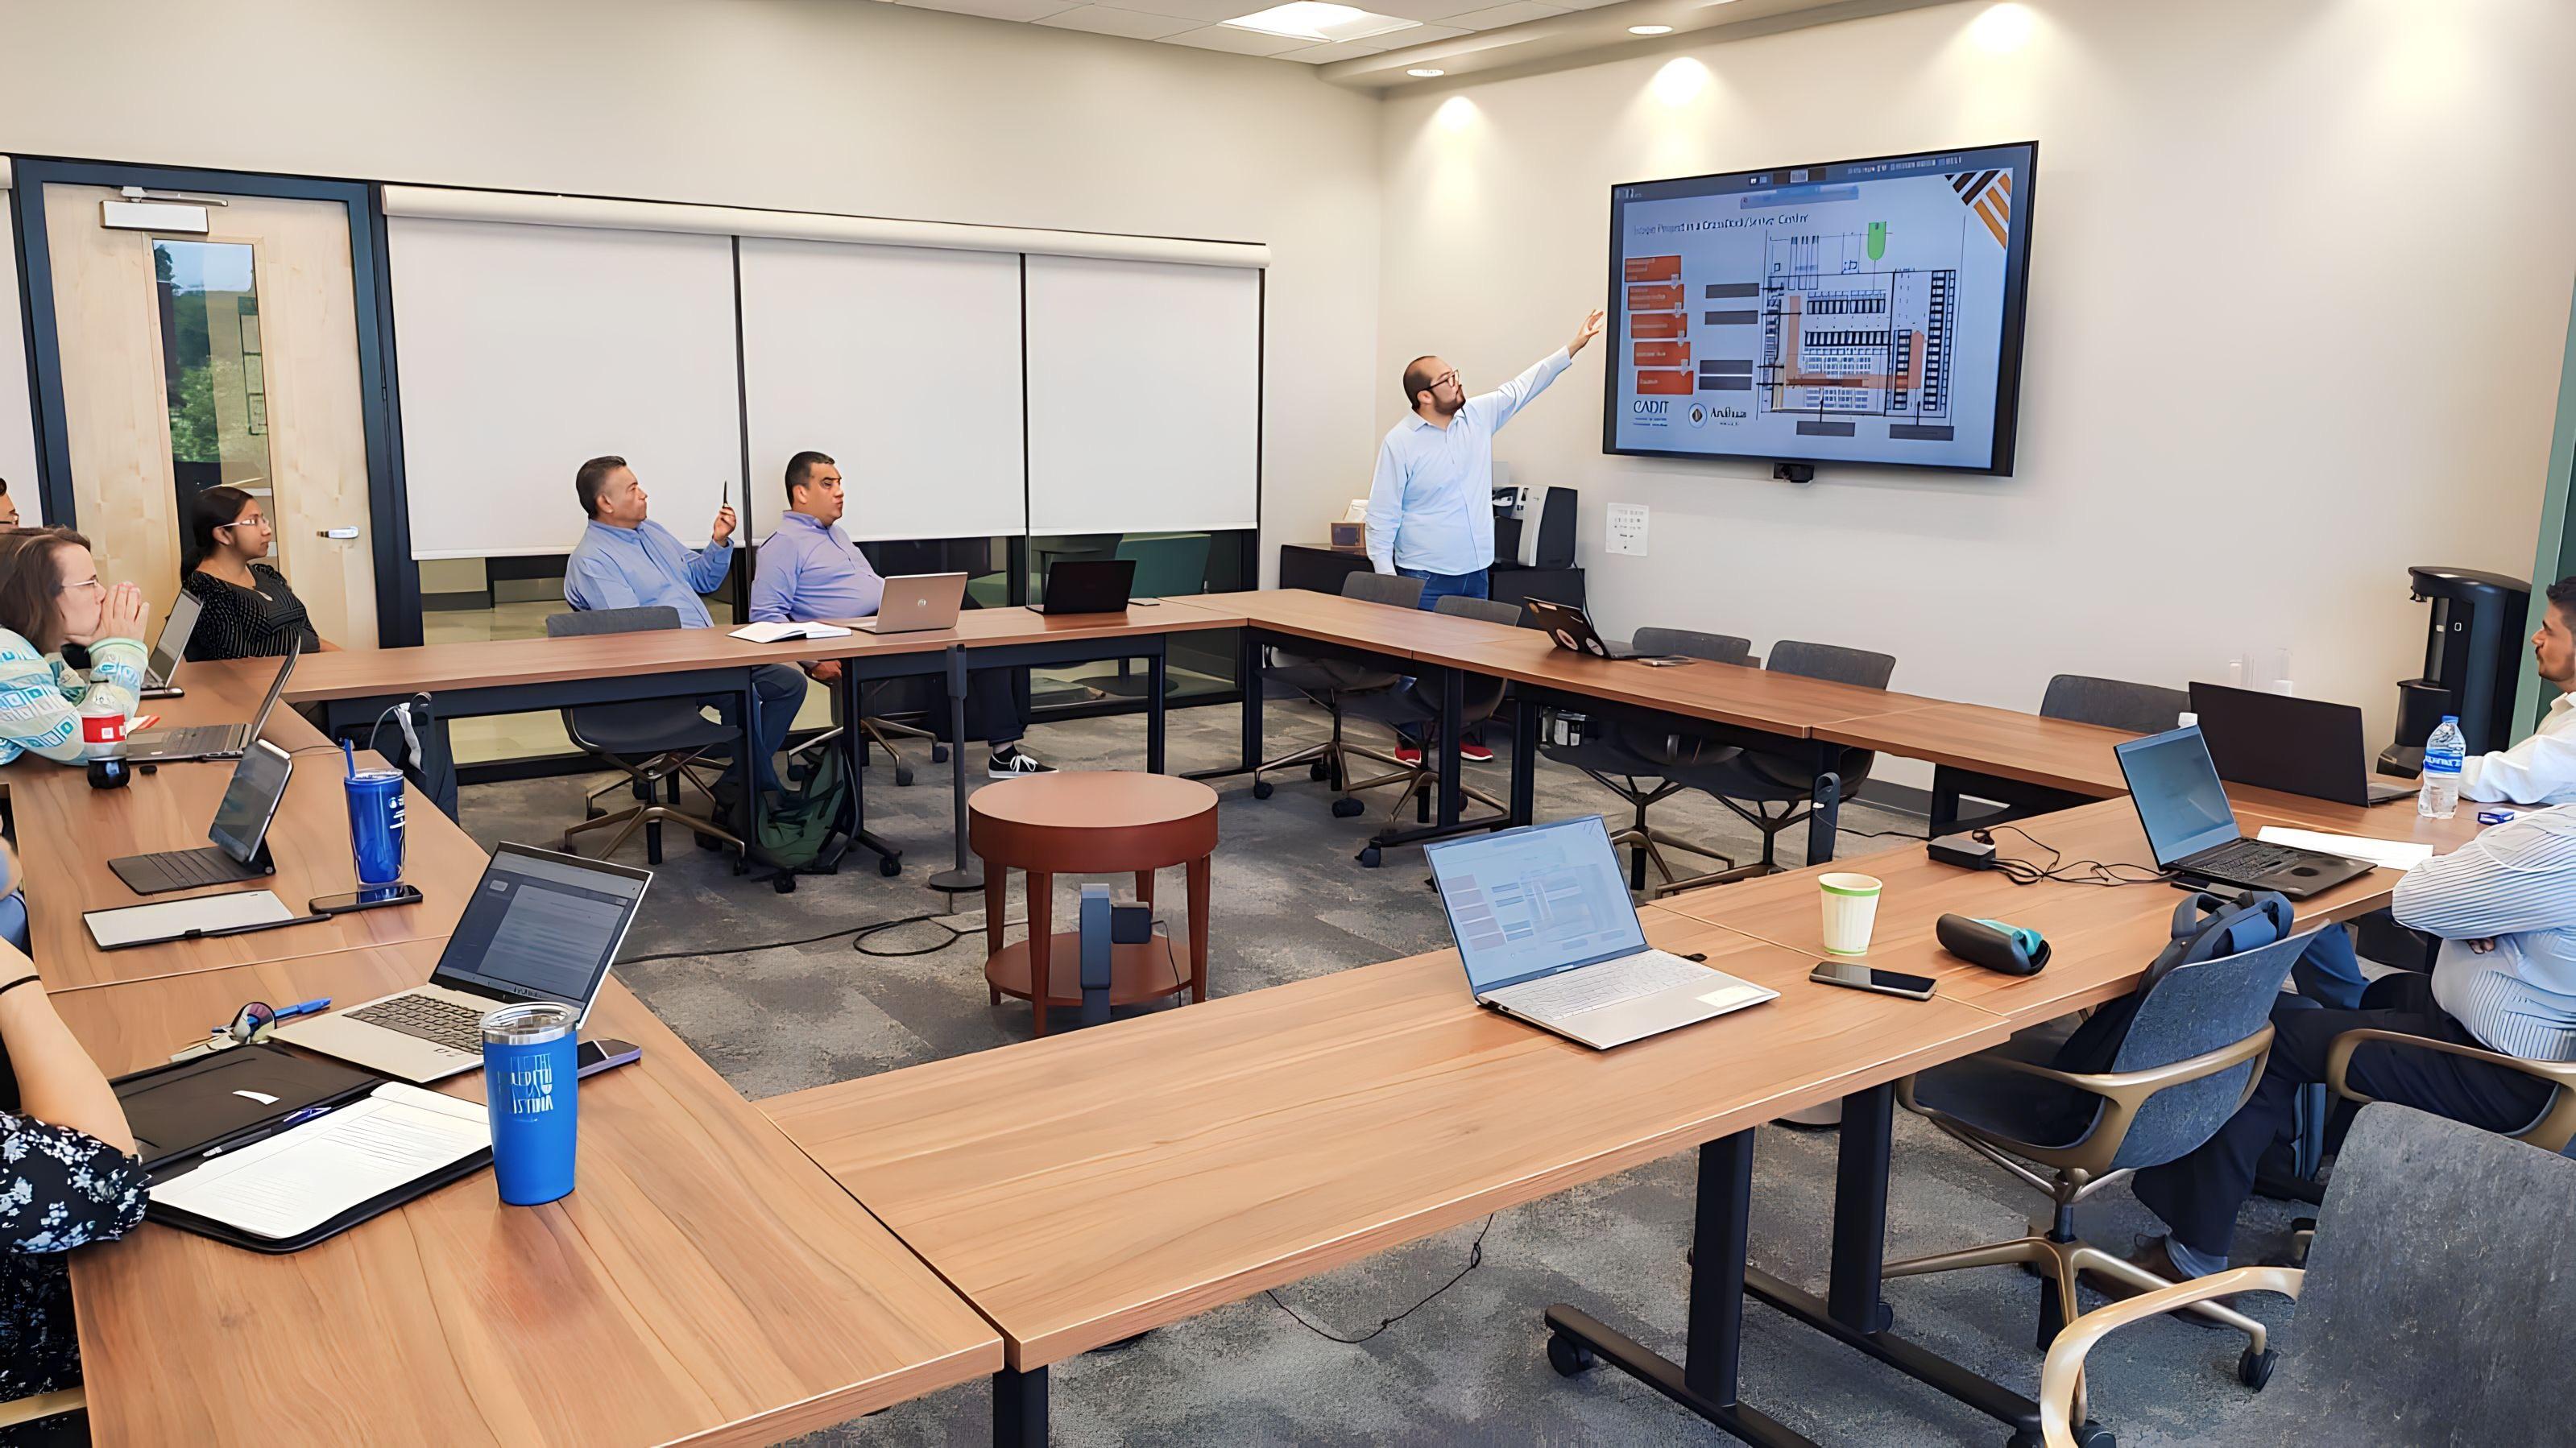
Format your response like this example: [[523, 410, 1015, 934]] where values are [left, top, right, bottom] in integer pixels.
[[432, 845, 652, 1010], [1426, 816, 1647, 993], [149, 592, 201, 686], [207, 739, 292, 863], [2114, 726, 2243, 866]]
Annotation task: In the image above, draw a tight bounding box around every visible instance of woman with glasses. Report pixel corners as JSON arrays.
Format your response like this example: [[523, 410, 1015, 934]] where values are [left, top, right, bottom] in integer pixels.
[[0, 860, 148, 1434], [0, 528, 149, 767], [180, 487, 323, 662]]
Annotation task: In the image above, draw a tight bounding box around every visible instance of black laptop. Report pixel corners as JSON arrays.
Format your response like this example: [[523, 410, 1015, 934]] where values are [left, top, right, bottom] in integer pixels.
[[2114, 726, 2376, 900], [1523, 599, 1687, 662], [1027, 558, 1136, 616], [126, 635, 300, 763], [2189, 681, 2414, 807], [109, 738, 292, 895]]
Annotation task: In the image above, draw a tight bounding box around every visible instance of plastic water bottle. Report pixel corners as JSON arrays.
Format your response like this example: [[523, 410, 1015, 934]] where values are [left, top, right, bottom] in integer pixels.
[[2419, 715, 2466, 819]]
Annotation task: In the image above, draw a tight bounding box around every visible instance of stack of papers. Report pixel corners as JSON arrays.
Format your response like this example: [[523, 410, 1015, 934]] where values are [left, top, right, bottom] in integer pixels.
[[2254, 826, 2435, 872], [150, 1083, 490, 1239], [729, 620, 851, 643]]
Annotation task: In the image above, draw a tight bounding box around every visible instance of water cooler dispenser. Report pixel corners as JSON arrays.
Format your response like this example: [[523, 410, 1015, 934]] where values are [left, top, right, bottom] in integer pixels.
[[2378, 565, 2532, 776]]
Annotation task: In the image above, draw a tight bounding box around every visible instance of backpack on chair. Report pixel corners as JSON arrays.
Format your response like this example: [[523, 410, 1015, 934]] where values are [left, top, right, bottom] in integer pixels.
[[749, 739, 852, 876], [2051, 888, 2296, 1075]]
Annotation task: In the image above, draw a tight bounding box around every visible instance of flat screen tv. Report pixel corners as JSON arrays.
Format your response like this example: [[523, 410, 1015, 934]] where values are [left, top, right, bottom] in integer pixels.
[[1603, 142, 2036, 475]]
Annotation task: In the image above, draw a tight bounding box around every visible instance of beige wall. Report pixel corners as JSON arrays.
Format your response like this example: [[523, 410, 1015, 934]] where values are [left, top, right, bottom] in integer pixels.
[[0, 0, 1384, 577], [1380, 0, 2576, 775]]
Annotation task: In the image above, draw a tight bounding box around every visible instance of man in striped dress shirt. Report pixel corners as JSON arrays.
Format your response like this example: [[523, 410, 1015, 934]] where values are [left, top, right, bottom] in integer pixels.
[[2120, 808, 2576, 1289]]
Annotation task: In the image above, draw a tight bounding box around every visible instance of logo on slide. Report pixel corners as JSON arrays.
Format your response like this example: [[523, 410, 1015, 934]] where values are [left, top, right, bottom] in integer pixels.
[[1687, 404, 1708, 428]]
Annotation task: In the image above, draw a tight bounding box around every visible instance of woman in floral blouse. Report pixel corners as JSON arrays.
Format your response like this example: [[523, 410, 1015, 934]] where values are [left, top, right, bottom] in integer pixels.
[[0, 843, 147, 1435]]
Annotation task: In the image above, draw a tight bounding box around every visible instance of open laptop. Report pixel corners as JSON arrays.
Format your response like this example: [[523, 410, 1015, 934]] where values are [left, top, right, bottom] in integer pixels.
[[1523, 599, 1688, 663], [125, 635, 299, 763], [275, 843, 652, 1083], [1026, 558, 1136, 616], [2189, 681, 2414, 807], [138, 591, 202, 700], [855, 572, 967, 634], [2113, 726, 2376, 900], [1425, 815, 1776, 1049], [108, 738, 291, 895]]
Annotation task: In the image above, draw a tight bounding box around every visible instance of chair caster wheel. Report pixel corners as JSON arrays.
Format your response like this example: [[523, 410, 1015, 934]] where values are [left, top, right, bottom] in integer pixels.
[[931, 744, 950, 763], [1546, 1332, 1597, 1378], [559, 836, 578, 854], [895, 765, 915, 787], [2020, 1425, 2110, 1448], [878, 854, 904, 878], [1252, 780, 1275, 800], [1309, 759, 1331, 781], [773, 875, 797, 894], [2238, 1347, 2276, 1390], [1331, 797, 1365, 819], [1357, 846, 1382, 868]]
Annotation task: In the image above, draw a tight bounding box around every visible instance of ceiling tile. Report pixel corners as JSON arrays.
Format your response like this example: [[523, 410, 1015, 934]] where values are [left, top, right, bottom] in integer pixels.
[[1441, 0, 1566, 27], [1348, 0, 1487, 19], [1033, 4, 1205, 37], [1280, 21, 1464, 56], [900, 0, 1081, 19], [1160, 23, 1318, 53]]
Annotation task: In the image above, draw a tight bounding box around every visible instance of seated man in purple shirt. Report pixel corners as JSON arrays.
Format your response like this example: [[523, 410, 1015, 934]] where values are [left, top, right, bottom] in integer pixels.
[[752, 451, 1048, 778]]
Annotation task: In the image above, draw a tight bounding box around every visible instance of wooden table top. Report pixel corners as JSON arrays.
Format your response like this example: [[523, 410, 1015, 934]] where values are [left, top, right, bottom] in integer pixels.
[[1656, 792, 2489, 1027], [762, 906, 2009, 1371], [1812, 701, 2139, 797], [58, 940, 1002, 1447]]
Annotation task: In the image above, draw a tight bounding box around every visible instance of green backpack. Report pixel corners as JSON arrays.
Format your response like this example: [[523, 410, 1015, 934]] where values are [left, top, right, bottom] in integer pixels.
[[752, 744, 852, 871]]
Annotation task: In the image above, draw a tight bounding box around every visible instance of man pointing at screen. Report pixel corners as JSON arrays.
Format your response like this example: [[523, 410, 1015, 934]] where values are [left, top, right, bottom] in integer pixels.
[[1365, 308, 1603, 759]]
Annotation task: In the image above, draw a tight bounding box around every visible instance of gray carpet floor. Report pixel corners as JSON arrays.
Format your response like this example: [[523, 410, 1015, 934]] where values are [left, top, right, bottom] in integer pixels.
[[453, 698, 2311, 1446]]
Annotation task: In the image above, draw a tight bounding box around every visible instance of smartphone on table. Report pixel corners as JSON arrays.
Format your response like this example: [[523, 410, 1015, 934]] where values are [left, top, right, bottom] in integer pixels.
[[1809, 960, 1938, 1001]]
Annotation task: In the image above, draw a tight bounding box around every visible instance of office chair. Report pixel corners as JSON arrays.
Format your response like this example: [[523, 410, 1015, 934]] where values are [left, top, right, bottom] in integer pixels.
[[1338, 594, 1522, 852], [1886, 926, 2315, 1419], [2040, 674, 2189, 734], [786, 679, 946, 789], [1247, 572, 1424, 813], [1645, 640, 1895, 885], [2037, 1104, 2576, 1448], [0, 1388, 82, 1438], [1538, 627, 1750, 893], [546, 607, 748, 865]]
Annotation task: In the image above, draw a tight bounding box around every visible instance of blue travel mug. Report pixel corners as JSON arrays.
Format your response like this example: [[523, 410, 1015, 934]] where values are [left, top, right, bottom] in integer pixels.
[[481, 1002, 580, 1206], [344, 768, 408, 885]]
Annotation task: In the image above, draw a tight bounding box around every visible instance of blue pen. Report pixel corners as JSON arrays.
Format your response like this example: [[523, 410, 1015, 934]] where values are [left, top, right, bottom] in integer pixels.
[[274, 998, 332, 1020], [278, 1105, 335, 1128]]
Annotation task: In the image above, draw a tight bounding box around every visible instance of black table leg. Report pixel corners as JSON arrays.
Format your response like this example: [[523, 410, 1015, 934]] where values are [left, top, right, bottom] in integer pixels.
[[832, 664, 902, 877], [930, 646, 984, 893], [1510, 693, 1539, 827], [1438, 666, 1465, 827], [1184, 627, 1264, 785], [1828, 1084, 1895, 1334], [993, 1364, 1047, 1447], [1928, 764, 1963, 838], [1146, 645, 1166, 774]]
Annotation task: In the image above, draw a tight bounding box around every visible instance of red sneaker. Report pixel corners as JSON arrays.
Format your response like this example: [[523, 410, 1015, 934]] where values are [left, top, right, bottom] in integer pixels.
[[1458, 740, 1495, 763], [1395, 744, 1425, 767]]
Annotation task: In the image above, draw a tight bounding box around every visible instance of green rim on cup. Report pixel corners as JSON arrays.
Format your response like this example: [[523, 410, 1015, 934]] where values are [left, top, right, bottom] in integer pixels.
[[1818, 873, 1882, 898]]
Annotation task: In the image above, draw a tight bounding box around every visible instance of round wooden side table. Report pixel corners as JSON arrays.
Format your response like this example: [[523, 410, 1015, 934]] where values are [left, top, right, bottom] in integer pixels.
[[969, 772, 1219, 1036]]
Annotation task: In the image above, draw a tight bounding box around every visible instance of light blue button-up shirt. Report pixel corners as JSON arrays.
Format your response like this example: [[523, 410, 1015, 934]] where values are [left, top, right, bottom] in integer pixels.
[[751, 510, 884, 623], [1365, 349, 1572, 576], [2394, 805, 2576, 1061], [563, 519, 732, 627]]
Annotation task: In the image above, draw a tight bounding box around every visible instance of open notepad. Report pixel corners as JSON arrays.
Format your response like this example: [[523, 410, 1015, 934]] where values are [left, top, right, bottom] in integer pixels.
[[149, 1082, 491, 1240], [729, 619, 851, 643], [85, 890, 295, 949]]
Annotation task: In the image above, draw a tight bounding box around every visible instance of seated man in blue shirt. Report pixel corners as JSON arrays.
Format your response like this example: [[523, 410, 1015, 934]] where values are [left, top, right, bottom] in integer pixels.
[[563, 454, 804, 793], [752, 451, 1048, 778]]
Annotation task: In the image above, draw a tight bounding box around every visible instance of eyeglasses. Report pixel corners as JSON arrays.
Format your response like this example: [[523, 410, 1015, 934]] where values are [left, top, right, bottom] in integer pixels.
[[57, 577, 103, 597]]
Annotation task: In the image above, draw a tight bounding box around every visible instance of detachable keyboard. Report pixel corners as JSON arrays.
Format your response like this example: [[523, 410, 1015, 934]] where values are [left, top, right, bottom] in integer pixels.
[[108, 845, 266, 896], [1487, 949, 1713, 1019], [343, 994, 489, 1054]]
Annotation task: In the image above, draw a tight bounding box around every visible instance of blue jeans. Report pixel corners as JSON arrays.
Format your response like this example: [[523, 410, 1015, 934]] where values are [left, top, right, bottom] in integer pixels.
[[707, 662, 807, 793], [2291, 924, 2367, 1009], [0, 891, 24, 953], [1397, 566, 1489, 610]]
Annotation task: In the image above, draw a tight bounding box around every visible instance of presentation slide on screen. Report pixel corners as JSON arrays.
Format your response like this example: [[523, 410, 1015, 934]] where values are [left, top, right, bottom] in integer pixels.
[[1606, 144, 2031, 470]]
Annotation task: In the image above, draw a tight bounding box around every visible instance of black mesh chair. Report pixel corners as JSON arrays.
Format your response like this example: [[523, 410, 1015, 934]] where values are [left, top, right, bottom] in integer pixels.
[[1538, 627, 1751, 892], [2040, 674, 2189, 734], [1248, 572, 1425, 815], [1645, 640, 1895, 883], [1888, 926, 2317, 1414], [547, 607, 746, 864], [2038, 1104, 2576, 1447]]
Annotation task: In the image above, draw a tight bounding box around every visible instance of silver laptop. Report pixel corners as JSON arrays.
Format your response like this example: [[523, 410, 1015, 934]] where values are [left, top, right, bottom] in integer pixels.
[[1426, 815, 1777, 1049], [854, 572, 967, 634], [139, 591, 202, 698], [126, 634, 299, 763], [275, 843, 651, 1082]]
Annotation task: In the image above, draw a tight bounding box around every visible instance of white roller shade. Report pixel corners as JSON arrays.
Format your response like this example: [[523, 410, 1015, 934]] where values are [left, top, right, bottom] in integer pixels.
[[0, 183, 41, 527], [738, 238, 1024, 544], [387, 218, 741, 559], [1024, 257, 1260, 536]]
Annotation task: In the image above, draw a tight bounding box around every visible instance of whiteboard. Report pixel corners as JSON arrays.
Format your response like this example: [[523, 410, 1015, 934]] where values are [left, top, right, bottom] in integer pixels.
[[387, 219, 740, 559], [0, 189, 43, 525], [1024, 257, 1260, 536], [737, 238, 1024, 544]]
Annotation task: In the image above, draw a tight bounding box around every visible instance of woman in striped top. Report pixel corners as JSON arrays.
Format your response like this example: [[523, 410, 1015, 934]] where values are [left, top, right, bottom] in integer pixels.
[[2121, 807, 2576, 1292], [180, 487, 322, 661], [0, 528, 149, 768]]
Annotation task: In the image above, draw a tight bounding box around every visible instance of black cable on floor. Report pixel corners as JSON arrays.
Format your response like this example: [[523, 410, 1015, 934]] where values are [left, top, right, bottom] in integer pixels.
[[1838, 825, 1928, 842], [1264, 1214, 1496, 1345], [619, 908, 1009, 966]]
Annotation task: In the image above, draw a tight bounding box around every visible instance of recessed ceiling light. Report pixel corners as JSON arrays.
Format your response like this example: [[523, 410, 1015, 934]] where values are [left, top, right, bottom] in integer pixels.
[[1222, 2, 1420, 43], [1407, 67, 1446, 77], [1628, 23, 1674, 35]]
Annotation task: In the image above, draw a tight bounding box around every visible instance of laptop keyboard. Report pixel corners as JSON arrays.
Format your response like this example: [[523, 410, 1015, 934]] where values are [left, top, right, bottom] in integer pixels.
[[344, 994, 489, 1054], [135, 724, 239, 755], [2189, 838, 2309, 878], [1489, 949, 1713, 1017]]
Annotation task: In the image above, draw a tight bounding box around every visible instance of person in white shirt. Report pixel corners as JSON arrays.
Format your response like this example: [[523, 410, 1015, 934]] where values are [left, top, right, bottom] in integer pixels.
[[1364, 309, 1603, 761], [2461, 577, 2576, 805]]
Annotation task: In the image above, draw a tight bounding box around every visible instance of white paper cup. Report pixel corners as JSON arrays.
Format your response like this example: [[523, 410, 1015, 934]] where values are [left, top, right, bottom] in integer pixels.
[[1818, 873, 1883, 955]]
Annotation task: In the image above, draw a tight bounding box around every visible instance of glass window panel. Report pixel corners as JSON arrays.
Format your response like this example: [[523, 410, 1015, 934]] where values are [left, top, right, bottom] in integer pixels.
[[154, 239, 275, 495]]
